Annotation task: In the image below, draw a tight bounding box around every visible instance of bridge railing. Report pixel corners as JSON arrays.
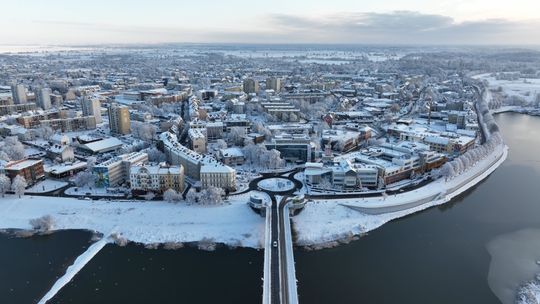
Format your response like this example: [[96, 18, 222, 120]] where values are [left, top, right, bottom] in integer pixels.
[[262, 205, 272, 304], [282, 203, 299, 304]]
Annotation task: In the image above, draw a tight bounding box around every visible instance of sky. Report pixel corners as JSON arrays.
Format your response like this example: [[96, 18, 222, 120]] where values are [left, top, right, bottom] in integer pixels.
[[1, 0, 540, 45]]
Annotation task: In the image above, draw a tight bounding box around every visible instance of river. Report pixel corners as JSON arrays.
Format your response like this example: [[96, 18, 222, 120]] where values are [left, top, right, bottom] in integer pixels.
[[1, 113, 539, 304]]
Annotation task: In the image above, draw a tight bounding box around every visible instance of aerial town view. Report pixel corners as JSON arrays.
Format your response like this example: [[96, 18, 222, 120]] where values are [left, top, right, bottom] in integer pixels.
[[1, 1, 540, 304]]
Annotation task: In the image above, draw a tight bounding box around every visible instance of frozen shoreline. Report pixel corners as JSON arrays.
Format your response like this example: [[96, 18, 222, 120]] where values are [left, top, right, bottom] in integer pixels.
[[0, 192, 265, 249], [0, 144, 508, 249]]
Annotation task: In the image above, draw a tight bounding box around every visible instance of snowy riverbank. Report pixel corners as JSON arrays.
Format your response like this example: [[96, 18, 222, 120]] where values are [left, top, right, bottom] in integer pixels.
[[0, 145, 508, 250], [0, 192, 265, 249], [293, 141, 508, 247]]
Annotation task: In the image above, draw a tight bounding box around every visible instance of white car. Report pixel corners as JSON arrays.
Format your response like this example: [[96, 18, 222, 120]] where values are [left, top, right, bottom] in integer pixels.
[[272, 241, 278, 248]]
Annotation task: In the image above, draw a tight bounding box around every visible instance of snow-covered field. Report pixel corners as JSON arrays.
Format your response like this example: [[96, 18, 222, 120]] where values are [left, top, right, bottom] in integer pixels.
[[0, 192, 265, 248], [473, 73, 540, 103], [26, 179, 68, 194], [64, 186, 125, 197], [293, 143, 508, 246]]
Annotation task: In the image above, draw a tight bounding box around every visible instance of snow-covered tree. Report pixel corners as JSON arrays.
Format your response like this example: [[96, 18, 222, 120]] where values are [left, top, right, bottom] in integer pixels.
[[215, 139, 228, 150], [146, 147, 166, 163], [132, 121, 157, 142], [163, 188, 180, 203], [200, 186, 225, 205], [265, 149, 285, 169], [74, 171, 94, 187], [86, 156, 97, 171], [37, 126, 54, 140], [11, 175, 27, 198], [318, 178, 332, 190], [439, 163, 455, 181], [143, 192, 155, 201], [450, 160, 462, 175], [29, 215, 54, 232], [228, 127, 246, 146], [0, 137, 25, 161], [253, 121, 272, 139], [0, 151, 9, 162], [185, 188, 199, 204], [0, 174, 10, 197], [390, 103, 401, 114], [289, 113, 298, 122]]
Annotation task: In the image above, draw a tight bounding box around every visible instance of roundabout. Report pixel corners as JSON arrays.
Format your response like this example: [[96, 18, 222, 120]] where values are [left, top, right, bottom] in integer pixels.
[[257, 178, 295, 193]]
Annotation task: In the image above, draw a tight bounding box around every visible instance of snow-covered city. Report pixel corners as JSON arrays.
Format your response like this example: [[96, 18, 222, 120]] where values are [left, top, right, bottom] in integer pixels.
[[2, 1, 540, 304]]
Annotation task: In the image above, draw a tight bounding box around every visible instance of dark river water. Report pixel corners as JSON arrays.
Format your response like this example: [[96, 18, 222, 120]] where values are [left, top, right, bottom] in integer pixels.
[[2, 113, 540, 304]]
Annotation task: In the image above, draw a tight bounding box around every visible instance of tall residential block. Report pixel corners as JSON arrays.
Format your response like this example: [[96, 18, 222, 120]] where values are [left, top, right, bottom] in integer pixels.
[[242, 78, 259, 94], [36, 87, 52, 110], [108, 104, 130, 134], [266, 77, 282, 92], [82, 98, 102, 124], [11, 84, 27, 104]]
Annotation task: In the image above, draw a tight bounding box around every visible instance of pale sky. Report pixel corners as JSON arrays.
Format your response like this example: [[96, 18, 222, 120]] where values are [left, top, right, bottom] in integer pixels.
[[2, 0, 540, 45]]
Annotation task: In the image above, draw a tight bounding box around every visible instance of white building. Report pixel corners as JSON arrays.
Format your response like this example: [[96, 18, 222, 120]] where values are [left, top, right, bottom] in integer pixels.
[[304, 160, 379, 190], [93, 152, 148, 187], [200, 162, 236, 191], [218, 148, 245, 166], [130, 165, 185, 194], [47, 144, 75, 162]]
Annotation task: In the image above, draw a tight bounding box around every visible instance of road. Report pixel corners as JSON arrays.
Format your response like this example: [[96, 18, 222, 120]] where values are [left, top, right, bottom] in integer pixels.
[[270, 195, 281, 304]]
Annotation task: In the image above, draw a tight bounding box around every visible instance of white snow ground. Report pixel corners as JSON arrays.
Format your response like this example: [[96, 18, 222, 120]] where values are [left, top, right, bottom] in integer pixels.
[[0, 192, 265, 248], [64, 186, 125, 197], [473, 73, 540, 103], [258, 178, 295, 192], [26, 179, 68, 194]]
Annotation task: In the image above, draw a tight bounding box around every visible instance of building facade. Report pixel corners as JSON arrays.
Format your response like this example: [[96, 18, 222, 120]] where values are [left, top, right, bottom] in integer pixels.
[[130, 165, 185, 194], [82, 98, 102, 124], [108, 104, 131, 134], [1, 159, 44, 186], [93, 152, 148, 187], [11, 84, 27, 104]]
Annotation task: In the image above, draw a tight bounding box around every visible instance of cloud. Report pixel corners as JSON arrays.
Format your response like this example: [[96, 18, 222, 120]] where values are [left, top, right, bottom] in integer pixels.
[[16, 11, 540, 45], [264, 11, 540, 45]]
